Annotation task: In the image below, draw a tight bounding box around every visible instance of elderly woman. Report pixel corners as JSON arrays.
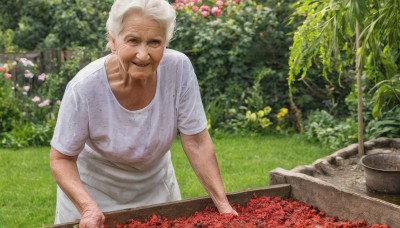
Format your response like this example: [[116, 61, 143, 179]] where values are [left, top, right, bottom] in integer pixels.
[[49, 0, 237, 227]]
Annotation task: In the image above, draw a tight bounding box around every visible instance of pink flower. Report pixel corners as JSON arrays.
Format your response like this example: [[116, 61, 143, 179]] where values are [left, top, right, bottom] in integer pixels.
[[191, 0, 200, 3], [32, 96, 41, 102], [38, 99, 50, 107], [200, 5, 210, 11], [192, 5, 199, 12], [175, 2, 185, 10], [216, 0, 224, 7], [38, 73, 47, 81], [234, 0, 240, 3], [211, 7, 222, 16], [20, 58, 34, 67], [24, 70, 34, 78], [4, 73, 12, 79], [0, 66, 4, 72], [201, 10, 210, 17]]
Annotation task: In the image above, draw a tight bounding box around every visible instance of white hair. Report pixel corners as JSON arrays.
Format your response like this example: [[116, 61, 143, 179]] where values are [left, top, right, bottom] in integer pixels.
[[106, 0, 176, 48]]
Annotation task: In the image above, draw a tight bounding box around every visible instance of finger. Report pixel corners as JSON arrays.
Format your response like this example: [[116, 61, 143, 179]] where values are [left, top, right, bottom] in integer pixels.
[[231, 209, 239, 216]]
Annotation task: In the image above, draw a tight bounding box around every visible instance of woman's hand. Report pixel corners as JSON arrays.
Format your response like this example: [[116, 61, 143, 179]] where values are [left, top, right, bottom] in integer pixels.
[[180, 129, 238, 217], [50, 147, 104, 227], [217, 202, 238, 216], [79, 205, 105, 228]]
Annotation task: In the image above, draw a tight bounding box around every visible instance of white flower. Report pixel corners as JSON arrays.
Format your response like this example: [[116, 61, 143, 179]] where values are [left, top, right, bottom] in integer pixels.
[[24, 70, 34, 78], [20, 58, 34, 67]]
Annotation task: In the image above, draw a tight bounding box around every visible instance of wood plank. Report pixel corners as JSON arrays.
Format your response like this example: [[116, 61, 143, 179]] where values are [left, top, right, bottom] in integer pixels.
[[48, 184, 291, 228]]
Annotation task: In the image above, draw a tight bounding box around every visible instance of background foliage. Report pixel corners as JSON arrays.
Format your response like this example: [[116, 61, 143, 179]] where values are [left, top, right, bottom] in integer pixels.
[[170, 0, 327, 133], [0, 0, 398, 149], [0, 0, 113, 51], [288, 0, 400, 148]]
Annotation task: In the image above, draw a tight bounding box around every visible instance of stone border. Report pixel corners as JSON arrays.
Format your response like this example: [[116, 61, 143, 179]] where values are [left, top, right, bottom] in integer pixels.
[[291, 137, 400, 176]]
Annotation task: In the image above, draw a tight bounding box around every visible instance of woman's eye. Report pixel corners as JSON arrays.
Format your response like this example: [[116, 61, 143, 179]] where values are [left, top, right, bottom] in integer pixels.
[[129, 39, 139, 44], [149, 40, 161, 47]]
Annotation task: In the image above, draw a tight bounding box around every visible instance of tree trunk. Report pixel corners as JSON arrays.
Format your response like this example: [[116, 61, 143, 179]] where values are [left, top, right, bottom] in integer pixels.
[[356, 21, 365, 155], [289, 94, 304, 134]]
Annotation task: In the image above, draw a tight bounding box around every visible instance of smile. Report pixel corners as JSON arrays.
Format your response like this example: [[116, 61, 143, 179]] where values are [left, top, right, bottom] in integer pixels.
[[132, 62, 149, 67]]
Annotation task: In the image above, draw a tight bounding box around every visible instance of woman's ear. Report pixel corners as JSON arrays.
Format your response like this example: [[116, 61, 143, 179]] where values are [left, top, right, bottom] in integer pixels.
[[107, 32, 116, 53]]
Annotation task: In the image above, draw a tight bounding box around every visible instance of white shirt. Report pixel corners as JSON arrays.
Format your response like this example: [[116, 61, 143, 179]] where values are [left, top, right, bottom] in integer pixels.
[[51, 49, 207, 170]]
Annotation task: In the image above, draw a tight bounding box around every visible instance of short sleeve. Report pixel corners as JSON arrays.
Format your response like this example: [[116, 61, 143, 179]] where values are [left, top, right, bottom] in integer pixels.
[[50, 82, 89, 156], [176, 60, 207, 135]]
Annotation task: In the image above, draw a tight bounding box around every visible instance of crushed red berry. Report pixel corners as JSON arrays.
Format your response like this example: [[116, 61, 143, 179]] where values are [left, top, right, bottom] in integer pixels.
[[113, 195, 390, 228]]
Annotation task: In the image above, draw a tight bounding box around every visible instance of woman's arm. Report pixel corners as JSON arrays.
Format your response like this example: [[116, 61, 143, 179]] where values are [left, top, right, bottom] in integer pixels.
[[180, 129, 237, 215], [49, 147, 105, 227]]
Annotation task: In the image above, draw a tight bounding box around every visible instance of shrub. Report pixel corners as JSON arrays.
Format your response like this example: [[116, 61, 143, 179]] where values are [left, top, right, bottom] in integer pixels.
[[365, 106, 400, 139], [0, 58, 58, 148], [0, 63, 22, 133], [0, 122, 53, 148], [0, 0, 114, 51], [0, 47, 102, 149], [170, 0, 294, 133], [172, 0, 283, 101], [304, 110, 358, 149]]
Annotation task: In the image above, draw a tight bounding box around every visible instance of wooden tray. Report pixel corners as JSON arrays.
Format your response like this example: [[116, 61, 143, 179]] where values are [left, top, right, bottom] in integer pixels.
[[49, 184, 291, 228]]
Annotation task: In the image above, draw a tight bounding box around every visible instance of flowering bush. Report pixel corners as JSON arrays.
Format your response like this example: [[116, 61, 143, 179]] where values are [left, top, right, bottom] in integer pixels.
[[171, 0, 281, 90], [0, 48, 102, 148], [170, 0, 292, 133], [0, 64, 21, 134], [244, 106, 273, 130], [228, 106, 289, 134], [0, 58, 59, 148], [174, 0, 241, 18]]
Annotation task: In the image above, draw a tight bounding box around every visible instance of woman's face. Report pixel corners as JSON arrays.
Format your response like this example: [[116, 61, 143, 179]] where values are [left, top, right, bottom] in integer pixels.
[[109, 11, 166, 80]]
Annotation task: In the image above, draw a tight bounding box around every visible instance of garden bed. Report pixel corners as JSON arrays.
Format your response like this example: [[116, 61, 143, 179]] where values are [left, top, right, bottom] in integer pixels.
[[269, 137, 400, 228], [49, 183, 392, 228]]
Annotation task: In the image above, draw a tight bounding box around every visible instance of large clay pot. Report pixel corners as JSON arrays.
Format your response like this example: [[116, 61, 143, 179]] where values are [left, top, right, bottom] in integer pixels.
[[361, 153, 400, 194]]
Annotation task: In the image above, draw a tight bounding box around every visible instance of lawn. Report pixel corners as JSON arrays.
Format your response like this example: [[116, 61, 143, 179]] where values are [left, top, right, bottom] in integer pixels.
[[0, 134, 332, 227]]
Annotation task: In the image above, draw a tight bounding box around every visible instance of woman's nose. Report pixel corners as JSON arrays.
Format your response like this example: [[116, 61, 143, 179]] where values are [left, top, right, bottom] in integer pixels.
[[136, 44, 150, 61]]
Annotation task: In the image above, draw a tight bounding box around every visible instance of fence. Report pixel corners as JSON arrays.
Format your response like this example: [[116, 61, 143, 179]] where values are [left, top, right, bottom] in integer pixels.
[[0, 49, 74, 74]]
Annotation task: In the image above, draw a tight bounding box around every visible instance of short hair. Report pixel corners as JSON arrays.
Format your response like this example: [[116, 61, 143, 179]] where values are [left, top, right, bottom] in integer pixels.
[[106, 0, 176, 48]]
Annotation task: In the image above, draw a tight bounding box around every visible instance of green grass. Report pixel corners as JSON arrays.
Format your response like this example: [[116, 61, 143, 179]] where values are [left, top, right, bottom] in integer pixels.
[[0, 147, 56, 228], [172, 134, 333, 198], [0, 134, 332, 228]]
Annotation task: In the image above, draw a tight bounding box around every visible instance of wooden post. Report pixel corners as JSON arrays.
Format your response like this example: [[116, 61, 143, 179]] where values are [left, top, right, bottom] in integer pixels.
[[355, 21, 364, 155]]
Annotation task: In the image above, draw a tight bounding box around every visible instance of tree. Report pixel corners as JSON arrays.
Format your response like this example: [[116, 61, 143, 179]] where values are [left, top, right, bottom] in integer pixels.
[[0, 0, 114, 51], [288, 0, 400, 155]]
